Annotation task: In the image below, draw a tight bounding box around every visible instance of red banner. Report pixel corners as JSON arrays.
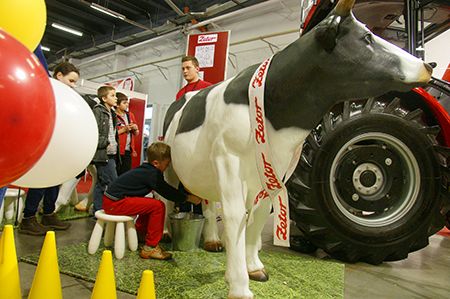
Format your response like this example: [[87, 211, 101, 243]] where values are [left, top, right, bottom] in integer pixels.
[[128, 98, 146, 168]]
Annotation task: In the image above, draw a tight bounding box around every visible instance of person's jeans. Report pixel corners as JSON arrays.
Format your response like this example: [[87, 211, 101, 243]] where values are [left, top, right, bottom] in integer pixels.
[[23, 186, 60, 217], [0, 186, 7, 209], [116, 150, 132, 176], [93, 158, 117, 213]]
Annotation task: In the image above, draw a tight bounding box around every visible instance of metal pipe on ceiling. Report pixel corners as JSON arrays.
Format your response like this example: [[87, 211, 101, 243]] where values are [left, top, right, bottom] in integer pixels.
[[77, 0, 285, 68], [164, 0, 185, 16], [87, 28, 299, 80]]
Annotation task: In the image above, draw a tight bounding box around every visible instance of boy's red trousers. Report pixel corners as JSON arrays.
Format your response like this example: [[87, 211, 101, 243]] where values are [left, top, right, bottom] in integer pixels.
[[102, 195, 165, 247]]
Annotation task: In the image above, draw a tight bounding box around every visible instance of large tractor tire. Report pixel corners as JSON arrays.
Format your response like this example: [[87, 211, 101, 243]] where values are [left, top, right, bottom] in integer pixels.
[[287, 95, 448, 264]]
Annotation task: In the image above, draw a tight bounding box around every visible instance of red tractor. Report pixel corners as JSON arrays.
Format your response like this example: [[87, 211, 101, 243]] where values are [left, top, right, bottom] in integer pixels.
[[288, 0, 450, 264]]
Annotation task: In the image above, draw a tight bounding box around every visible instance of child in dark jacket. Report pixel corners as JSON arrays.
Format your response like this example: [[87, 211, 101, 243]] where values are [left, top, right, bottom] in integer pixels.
[[92, 85, 119, 213], [102, 142, 202, 260]]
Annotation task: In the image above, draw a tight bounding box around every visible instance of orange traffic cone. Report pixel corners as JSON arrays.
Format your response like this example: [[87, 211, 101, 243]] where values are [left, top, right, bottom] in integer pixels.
[[0, 225, 22, 299]]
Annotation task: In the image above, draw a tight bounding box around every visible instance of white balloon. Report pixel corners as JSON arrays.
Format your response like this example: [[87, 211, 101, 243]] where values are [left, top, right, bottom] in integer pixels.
[[13, 78, 98, 188]]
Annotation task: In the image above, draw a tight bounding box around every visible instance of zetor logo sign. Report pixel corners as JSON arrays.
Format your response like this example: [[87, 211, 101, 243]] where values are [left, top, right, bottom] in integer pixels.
[[198, 33, 218, 44]]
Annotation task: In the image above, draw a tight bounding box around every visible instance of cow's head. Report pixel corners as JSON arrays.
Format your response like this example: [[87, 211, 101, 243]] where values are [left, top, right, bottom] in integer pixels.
[[311, 0, 432, 98]]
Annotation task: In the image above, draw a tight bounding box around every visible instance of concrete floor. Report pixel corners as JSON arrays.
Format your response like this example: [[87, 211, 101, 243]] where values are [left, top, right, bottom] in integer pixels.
[[6, 215, 450, 298]]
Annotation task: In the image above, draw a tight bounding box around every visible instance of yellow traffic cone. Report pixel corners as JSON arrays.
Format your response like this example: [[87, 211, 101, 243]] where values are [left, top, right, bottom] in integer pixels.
[[136, 270, 156, 299], [91, 250, 117, 299], [28, 231, 62, 299], [0, 225, 22, 299]]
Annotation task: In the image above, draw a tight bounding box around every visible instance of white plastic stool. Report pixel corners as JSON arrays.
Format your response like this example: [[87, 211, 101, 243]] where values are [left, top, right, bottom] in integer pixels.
[[88, 210, 138, 259], [0, 188, 25, 225]]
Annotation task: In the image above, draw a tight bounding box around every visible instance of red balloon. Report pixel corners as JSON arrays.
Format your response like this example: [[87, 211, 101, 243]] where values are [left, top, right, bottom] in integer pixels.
[[0, 29, 55, 187]]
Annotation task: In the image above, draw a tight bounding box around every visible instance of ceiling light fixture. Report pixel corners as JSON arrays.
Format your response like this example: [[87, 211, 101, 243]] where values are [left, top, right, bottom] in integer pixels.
[[90, 3, 126, 20], [41, 46, 50, 52], [51, 23, 83, 37]]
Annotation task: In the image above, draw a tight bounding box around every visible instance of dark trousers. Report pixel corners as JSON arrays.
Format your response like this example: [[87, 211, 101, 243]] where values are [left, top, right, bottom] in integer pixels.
[[23, 186, 60, 217], [93, 158, 118, 213], [0, 186, 7, 209], [116, 150, 132, 176]]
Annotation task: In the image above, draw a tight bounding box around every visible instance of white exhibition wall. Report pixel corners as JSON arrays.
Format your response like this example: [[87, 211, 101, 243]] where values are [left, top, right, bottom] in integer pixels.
[[75, 0, 449, 141], [425, 29, 450, 79], [76, 0, 301, 141]]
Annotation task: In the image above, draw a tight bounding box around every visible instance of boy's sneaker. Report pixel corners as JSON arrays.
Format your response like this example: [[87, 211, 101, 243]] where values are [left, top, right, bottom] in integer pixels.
[[41, 213, 71, 230], [140, 245, 172, 260], [19, 216, 48, 236]]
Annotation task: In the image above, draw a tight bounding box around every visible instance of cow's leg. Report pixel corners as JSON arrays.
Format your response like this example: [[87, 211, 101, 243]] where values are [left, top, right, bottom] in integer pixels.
[[202, 200, 223, 252], [162, 164, 179, 238], [213, 152, 253, 299], [245, 197, 272, 281]]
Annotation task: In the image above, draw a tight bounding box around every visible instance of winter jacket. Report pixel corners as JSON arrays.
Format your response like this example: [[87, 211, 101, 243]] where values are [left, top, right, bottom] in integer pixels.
[[117, 111, 138, 156], [92, 103, 119, 163]]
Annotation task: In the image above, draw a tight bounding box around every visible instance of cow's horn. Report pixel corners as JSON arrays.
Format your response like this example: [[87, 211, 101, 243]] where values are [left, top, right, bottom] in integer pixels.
[[335, 0, 355, 16]]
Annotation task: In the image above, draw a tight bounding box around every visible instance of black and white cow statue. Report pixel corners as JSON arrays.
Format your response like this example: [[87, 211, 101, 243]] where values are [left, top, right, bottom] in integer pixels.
[[163, 0, 432, 297]]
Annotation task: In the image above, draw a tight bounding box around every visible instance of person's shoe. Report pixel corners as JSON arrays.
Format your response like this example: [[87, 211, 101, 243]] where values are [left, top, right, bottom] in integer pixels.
[[19, 216, 48, 236], [74, 199, 88, 212], [140, 245, 172, 260], [41, 213, 71, 230]]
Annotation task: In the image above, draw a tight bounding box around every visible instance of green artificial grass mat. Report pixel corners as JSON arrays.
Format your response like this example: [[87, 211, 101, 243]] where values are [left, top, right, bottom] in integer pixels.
[[20, 242, 344, 298], [1, 205, 89, 229], [54, 205, 90, 221]]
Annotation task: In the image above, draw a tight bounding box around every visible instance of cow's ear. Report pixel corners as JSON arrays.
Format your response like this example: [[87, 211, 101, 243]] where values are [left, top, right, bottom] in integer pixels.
[[335, 0, 355, 17], [315, 15, 341, 53]]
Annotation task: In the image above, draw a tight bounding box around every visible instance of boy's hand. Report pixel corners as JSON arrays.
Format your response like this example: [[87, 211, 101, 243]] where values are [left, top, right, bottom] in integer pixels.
[[187, 194, 202, 205], [130, 123, 138, 131]]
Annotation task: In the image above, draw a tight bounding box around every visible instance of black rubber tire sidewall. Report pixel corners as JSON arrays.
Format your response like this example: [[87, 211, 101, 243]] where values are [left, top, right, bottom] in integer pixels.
[[311, 113, 440, 246]]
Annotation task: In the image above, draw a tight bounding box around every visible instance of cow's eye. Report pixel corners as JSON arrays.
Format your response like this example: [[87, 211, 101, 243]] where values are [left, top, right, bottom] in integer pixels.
[[364, 33, 374, 44]]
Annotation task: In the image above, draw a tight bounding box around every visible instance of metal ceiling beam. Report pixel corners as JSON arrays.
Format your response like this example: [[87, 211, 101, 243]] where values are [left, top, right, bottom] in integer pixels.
[[48, 1, 115, 29], [46, 15, 107, 36], [87, 28, 299, 81], [124, 0, 173, 12], [78, 0, 156, 32], [49, 0, 268, 65], [164, 0, 185, 16], [108, 1, 146, 17]]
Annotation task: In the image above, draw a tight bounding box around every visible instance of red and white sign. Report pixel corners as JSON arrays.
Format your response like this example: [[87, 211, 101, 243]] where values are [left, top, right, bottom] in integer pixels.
[[104, 76, 135, 91], [198, 33, 218, 44], [187, 31, 230, 84]]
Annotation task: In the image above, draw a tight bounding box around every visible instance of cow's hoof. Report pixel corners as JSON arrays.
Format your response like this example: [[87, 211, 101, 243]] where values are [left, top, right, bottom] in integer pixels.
[[227, 292, 254, 299], [248, 268, 269, 282], [204, 241, 224, 252]]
